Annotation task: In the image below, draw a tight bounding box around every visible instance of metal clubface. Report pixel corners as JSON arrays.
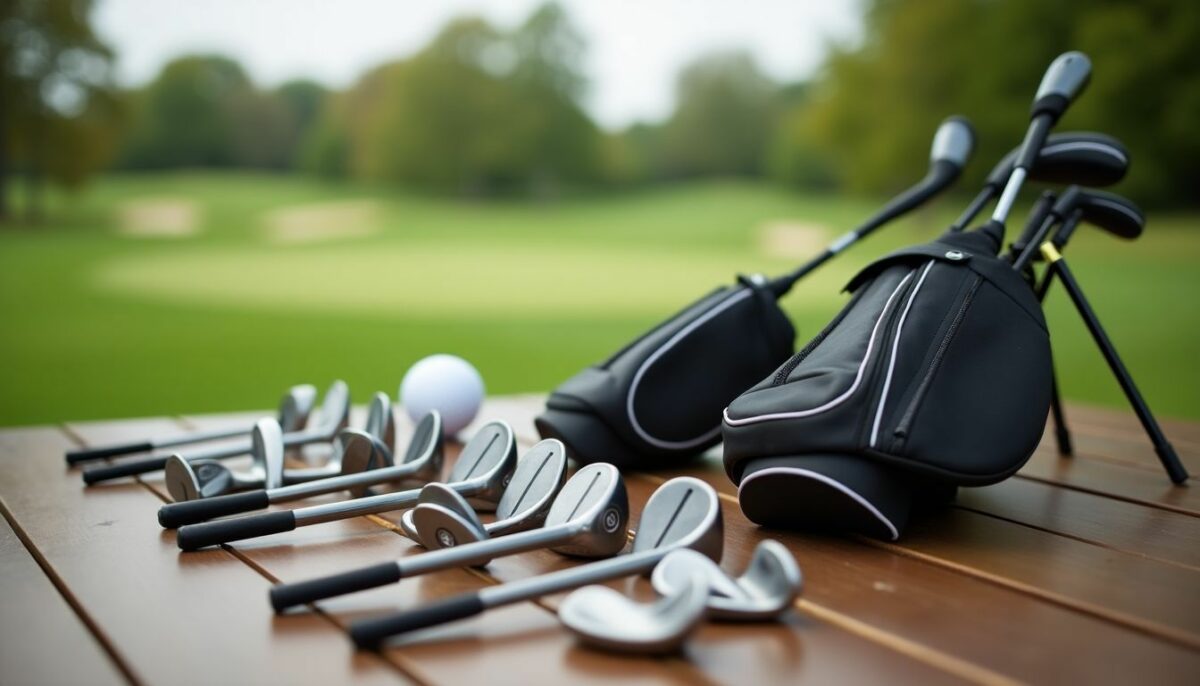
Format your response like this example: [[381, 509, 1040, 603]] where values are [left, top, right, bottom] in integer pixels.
[[559, 570, 709, 655], [268, 457, 621, 612], [651, 540, 802, 621], [165, 419, 284, 501], [400, 439, 568, 546], [156, 412, 442, 529], [346, 477, 722, 648], [175, 420, 516, 550]]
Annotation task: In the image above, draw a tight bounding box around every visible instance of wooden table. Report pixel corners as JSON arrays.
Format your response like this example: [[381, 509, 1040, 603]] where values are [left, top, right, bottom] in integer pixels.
[[2, 396, 1197, 685]]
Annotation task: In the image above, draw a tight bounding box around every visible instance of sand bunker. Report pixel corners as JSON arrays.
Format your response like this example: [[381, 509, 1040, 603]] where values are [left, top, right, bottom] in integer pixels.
[[757, 220, 832, 259], [117, 198, 200, 238], [262, 200, 381, 245]]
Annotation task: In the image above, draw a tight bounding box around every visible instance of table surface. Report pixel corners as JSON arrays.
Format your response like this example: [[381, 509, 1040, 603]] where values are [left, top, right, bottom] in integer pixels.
[[1, 395, 1197, 685]]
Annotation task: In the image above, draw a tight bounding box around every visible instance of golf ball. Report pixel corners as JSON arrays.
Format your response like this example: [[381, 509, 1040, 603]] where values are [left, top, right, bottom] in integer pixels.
[[400, 354, 485, 436]]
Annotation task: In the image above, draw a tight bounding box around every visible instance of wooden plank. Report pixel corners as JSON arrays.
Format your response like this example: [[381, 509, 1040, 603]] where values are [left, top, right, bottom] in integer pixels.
[[1065, 404, 1200, 448], [627, 471, 1200, 684], [956, 478, 1200, 569], [0, 503, 129, 686], [0, 423, 409, 686], [1034, 428, 1199, 480], [1019, 449, 1200, 516]]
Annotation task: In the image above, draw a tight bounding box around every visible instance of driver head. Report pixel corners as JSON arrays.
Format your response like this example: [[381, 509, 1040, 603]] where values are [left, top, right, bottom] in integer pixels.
[[559, 570, 709, 654], [448, 420, 517, 511], [402, 437, 568, 544], [541, 462, 628, 558], [278, 384, 317, 432], [630, 477, 723, 563], [651, 540, 802, 621], [987, 132, 1128, 189]]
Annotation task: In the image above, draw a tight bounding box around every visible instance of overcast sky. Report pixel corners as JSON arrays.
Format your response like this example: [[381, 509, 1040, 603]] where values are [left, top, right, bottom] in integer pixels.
[[93, 0, 862, 130]]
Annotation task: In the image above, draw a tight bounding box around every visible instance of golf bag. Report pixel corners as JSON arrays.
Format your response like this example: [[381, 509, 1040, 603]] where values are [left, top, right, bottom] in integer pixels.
[[536, 275, 795, 469], [722, 227, 1053, 539]]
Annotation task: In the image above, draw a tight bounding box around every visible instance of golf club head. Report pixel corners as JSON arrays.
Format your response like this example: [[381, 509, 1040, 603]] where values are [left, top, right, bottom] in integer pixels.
[[402, 437, 569, 544], [312, 380, 352, 438], [448, 420, 518, 511], [987, 132, 1129, 189], [630, 476, 724, 564], [363, 392, 396, 451], [929, 116, 975, 173], [559, 571, 708, 655], [542, 463, 629, 558], [651, 540, 803, 621], [1033, 51, 1092, 120], [1074, 188, 1145, 239], [278, 384, 318, 432], [334, 429, 398, 498], [164, 418, 284, 501], [406, 484, 491, 550]]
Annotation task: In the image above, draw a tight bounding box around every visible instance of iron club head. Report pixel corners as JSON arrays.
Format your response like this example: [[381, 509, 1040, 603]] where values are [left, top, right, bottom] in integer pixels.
[[166, 418, 284, 501], [651, 539, 802, 621], [559, 569, 709, 655]]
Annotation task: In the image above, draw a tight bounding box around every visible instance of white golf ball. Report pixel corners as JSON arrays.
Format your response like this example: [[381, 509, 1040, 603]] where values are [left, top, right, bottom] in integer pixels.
[[400, 354, 485, 436]]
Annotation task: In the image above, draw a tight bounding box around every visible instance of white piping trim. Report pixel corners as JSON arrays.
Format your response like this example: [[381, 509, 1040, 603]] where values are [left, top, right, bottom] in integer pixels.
[[1040, 141, 1127, 165], [869, 261, 934, 447], [627, 288, 753, 449], [739, 466, 899, 540], [723, 269, 916, 426]]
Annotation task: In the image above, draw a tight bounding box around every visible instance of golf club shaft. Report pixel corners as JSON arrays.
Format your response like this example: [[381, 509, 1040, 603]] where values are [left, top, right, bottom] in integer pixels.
[[1011, 213, 1060, 273], [949, 186, 996, 233], [1038, 245, 1189, 483], [271, 523, 579, 611], [991, 115, 1053, 225], [83, 429, 327, 484], [349, 548, 664, 647], [65, 425, 252, 464], [769, 162, 960, 297]]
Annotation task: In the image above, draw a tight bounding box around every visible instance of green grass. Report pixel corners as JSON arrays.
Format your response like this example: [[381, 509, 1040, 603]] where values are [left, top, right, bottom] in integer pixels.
[[1, 171, 1197, 426]]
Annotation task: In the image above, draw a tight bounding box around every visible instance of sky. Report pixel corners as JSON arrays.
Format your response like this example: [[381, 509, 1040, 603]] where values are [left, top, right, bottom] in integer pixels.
[[93, 0, 863, 130]]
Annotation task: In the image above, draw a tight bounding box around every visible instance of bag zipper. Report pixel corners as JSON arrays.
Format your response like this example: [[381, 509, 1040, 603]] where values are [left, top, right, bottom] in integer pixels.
[[891, 275, 982, 442]]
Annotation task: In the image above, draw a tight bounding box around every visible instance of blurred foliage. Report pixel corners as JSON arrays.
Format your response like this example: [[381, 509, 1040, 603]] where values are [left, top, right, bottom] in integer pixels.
[[0, 0, 123, 221], [781, 0, 1200, 206]]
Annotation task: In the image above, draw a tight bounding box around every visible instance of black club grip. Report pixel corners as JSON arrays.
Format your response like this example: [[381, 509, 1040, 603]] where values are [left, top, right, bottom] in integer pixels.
[[82, 455, 170, 484], [176, 510, 296, 551], [350, 593, 485, 649], [158, 490, 272, 529], [66, 441, 154, 465], [270, 562, 402, 613]]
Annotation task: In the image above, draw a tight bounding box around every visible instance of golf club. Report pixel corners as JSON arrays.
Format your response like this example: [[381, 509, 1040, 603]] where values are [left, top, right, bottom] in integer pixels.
[[399, 439, 568, 545], [558, 570, 710, 654], [164, 392, 395, 501], [949, 131, 1129, 232], [175, 420, 516, 550], [764, 116, 975, 297], [83, 380, 352, 484], [65, 384, 318, 464], [269, 459, 622, 612], [348, 476, 722, 648], [651, 540, 802, 620], [157, 411, 443, 528]]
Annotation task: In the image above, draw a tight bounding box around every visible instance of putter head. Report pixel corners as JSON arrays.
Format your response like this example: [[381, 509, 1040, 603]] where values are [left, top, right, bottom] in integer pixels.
[[312, 380, 352, 438], [987, 132, 1129, 190], [448, 420, 517, 512], [559, 571, 708, 654], [651, 540, 803, 621], [631, 477, 723, 564], [278, 384, 318, 432], [543, 462, 628, 558], [402, 437, 568, 544], [363, 392, 396, 450], [405, 484, 490, 549]]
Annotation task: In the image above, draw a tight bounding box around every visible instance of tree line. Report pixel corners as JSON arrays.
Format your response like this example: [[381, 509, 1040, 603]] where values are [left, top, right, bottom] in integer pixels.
[[3, 0, 1197, 222]]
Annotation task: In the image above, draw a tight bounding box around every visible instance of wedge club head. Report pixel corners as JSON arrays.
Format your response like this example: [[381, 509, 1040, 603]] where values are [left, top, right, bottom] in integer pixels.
[[559, 570, 709, 655], [165, 419, 284, 501], [652, 540, 802, 620], [401, 439, 568, 545]]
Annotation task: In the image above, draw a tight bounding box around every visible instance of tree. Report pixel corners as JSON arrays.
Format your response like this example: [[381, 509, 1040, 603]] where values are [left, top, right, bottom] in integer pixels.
[[657, 51, 777, 178], [0, 0, 122, 222]]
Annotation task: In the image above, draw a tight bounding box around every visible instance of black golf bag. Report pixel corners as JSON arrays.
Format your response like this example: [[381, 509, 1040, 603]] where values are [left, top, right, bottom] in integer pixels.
[[722, 227, 1053, 539], [536, 275, 796, 470]]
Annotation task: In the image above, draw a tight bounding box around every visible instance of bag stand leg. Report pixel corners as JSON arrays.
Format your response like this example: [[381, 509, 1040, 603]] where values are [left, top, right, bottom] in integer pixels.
[[1039, 243, 1189, 483], [1031, 265, 1074, 456]]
